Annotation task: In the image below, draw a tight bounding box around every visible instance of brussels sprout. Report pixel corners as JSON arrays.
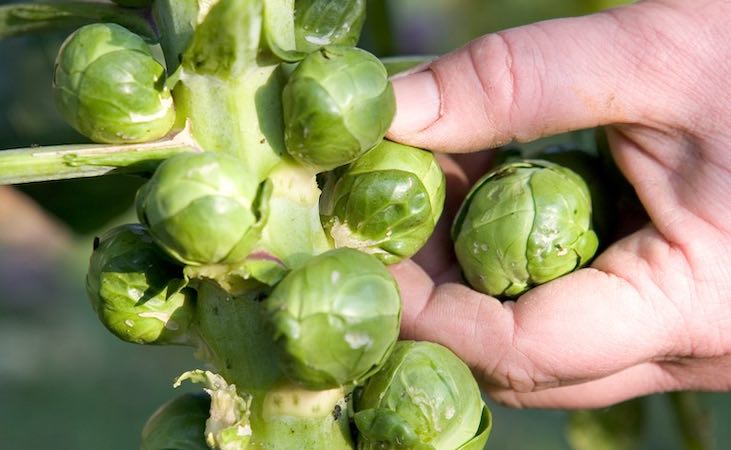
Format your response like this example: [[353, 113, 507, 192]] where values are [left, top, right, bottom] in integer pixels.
[[264, 247, 401, 389], [452, 159, 599, 298], [320, 140, 446, 264], [354, 341, 485, 450], [536, 145, 614, 245], [111, 0, 153, 7], [294, 0, 366, 53], [140, 392, 211, 450], [264, 0, 366, 62], [282, 45, 395, 170], [53, 23, 175, 144], [136, 152, 268, 266], [86, 224, 196, 345]]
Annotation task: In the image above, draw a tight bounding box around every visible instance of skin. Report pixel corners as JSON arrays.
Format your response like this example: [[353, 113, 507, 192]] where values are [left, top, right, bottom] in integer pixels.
[[385, 0, 731, 409]]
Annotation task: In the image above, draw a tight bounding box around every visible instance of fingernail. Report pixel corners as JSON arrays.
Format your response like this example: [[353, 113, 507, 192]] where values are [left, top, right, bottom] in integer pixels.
[[389, 70, 441, 135]]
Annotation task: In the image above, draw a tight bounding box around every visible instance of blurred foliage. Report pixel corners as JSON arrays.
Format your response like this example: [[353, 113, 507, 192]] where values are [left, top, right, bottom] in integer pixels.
[[1, 1, 729, 450], [17, 175, 144, 234], [567, 398, 646, 450]]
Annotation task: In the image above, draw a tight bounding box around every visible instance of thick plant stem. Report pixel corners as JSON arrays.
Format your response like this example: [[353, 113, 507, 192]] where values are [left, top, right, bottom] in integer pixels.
[[192, 282, 355, 449], [0, 2, 156, 42], [0, 128, 200, 184], [172, 63, 286, 181]]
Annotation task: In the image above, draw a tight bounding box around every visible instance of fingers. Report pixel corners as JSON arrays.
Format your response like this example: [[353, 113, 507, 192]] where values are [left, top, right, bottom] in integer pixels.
[[489, 355, 731, 409], [387, 2, 683, 152], [487, 362, 675, 409], [391, 225, 714, 397]]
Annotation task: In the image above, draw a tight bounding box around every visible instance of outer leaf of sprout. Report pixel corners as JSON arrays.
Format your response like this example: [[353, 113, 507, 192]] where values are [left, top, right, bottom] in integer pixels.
[[53, 23, 175, 144], [452, 160, 599, 298], [282, 45, 395, 171], [136, 152, 267, 266], [174, 370, 254, 450], [355, 341, 485, 450], [265, 248, 401, 389], [85, 223, 196, 345], [140, 392, 211, 450], [320, 140, 445, 264]]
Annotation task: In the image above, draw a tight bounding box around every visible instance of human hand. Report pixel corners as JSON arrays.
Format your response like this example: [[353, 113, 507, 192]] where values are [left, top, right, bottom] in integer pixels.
[[386, 0, 731, 409]]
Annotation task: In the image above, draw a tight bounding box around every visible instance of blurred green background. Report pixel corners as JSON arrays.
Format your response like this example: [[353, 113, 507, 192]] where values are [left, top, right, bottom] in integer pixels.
[[1, 0, 730, 449]]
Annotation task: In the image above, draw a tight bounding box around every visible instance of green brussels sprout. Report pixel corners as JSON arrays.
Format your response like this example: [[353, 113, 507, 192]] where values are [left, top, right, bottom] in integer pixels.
[[86, 224, 196, 345], [354, 341, 485, 450], [294, 0, 366, 53], [264, 247, 401, 389], [53, 23, 175, 144], [111, 0, 153, 7], [140, 392, 211, 450], [320, 140, 446, 264], [535, 144, 615, 244], [282, 45, 395, 170], [136, 152, 268, 266], [452, 160, 599, 298], [264, 0, 366, 62]]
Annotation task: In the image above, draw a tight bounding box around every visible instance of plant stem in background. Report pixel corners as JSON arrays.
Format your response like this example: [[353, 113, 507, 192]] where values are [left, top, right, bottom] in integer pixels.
[[364, 0, 394, 56], [0, 129, 199, 184], [668, 392, 714, 450], [0, 2, 157, 42]]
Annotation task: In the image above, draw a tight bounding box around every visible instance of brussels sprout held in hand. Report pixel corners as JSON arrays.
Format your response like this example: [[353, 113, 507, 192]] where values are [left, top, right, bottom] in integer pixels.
[[265, 247, 401, 389], [320, 140, 446, 264], [452, 159, 599, 298], [136, 152, 268, 266], [53, 23, 176, 144], [86, 224, 196, 345], [283, 45, 395, 170]]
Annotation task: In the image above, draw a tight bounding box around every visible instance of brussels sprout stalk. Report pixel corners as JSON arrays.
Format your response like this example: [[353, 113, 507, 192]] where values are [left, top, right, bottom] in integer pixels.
[[189, 281, 355, 449], [0, 3, 475, 450], [254, 160, 332, 270]]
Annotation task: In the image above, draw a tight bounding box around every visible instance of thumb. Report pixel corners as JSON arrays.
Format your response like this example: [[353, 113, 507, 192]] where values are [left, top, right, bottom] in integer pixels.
[[387, 2, 671, 152]]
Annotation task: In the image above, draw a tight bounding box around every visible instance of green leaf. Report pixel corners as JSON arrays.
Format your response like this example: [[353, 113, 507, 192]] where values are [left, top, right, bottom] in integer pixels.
[[174, 370, 254, 450]]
